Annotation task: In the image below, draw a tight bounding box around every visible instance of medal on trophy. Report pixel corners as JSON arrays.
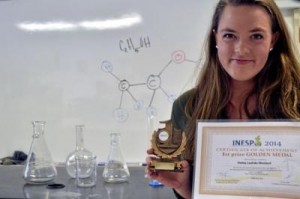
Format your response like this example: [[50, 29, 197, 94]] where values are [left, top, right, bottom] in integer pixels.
[[149, 120, 186, 172]]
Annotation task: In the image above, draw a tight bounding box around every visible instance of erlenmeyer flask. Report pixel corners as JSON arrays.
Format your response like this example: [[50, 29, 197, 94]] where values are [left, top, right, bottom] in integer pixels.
[[103, 133, 130, 183], [23, 121, 57, 184], [65, 125, 93, 178]]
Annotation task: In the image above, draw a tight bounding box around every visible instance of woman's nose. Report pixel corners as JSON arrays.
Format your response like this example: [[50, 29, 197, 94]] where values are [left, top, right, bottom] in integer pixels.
[[234, 40, 249, 55]]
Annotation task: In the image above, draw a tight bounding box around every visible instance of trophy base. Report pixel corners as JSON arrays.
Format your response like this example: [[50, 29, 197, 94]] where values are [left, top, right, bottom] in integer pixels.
[[149, 160, 183, 172]]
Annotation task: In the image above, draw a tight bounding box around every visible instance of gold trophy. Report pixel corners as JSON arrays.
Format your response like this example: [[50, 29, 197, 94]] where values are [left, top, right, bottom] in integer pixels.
[[149, 120, 186, 172]]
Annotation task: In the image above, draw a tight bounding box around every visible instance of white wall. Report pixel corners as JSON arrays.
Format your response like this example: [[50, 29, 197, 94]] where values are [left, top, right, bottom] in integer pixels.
[[0, 0, 297, 164], [0, 0, 218, 163]]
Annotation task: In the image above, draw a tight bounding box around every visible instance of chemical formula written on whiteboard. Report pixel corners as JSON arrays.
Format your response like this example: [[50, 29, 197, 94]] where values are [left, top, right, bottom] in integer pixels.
[[119, 36, 151, 53]]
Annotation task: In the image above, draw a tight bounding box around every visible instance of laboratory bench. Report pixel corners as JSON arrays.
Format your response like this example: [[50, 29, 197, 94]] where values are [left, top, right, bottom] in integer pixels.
[[0, 165, 176, 199]]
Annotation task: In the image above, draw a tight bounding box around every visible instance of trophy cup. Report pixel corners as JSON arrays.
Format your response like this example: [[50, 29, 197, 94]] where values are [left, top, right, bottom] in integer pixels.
[[149, 120, 186, 172]]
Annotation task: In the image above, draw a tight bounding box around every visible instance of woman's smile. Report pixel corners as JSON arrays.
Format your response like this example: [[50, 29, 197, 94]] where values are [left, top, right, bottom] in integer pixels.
[[231, 58, 254, 65]]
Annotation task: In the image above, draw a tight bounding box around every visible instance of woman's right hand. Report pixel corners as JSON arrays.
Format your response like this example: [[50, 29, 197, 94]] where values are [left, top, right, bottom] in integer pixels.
[[146, 148, 192, 199]]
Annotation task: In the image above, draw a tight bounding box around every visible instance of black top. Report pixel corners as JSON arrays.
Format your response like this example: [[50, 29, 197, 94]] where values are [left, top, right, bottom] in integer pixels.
[[170, 89, 194, 199], [171, 89, 194, 131]]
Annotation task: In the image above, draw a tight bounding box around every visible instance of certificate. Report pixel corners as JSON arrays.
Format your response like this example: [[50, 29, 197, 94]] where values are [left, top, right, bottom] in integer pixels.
[[193, 121, 300, 199]]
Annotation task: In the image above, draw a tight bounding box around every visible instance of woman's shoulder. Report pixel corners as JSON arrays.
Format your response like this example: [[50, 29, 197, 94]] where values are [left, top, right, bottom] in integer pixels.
[[173, 88, 196, 107], [171, 88, 196, 130]]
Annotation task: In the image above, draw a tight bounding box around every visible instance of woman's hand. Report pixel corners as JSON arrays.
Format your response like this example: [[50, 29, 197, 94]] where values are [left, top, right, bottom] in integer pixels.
[[146, 149, 192, 199]]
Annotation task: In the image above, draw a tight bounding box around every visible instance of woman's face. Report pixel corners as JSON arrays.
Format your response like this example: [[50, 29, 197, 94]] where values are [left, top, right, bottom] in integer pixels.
[[215, 5, 278, 82]]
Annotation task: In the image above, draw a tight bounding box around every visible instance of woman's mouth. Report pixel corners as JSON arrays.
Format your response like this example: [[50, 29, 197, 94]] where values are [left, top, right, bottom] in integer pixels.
[[231, 58, 253, 65]]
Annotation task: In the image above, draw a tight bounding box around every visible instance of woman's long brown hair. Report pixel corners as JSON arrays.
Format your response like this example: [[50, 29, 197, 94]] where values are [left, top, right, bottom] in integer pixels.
[[183, 0, 300, 163]]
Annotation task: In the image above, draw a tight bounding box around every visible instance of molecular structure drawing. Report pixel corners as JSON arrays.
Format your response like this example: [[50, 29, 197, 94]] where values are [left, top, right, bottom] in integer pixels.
[[101, 50, 200, 122]]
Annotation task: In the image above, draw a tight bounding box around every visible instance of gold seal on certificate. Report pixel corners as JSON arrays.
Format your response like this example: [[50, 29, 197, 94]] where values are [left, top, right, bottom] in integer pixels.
[[149, 120, 186, 172]]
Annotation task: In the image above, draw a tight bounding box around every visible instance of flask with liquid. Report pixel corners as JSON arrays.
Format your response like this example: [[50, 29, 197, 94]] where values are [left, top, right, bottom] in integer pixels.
[[65, 125, 93, 178], [23, 121, 57, 184], [103, 133, 130, 183]]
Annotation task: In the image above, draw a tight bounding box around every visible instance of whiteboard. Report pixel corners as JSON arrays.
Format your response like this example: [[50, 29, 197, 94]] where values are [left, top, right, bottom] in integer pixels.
[[0, 0, 217, 163]]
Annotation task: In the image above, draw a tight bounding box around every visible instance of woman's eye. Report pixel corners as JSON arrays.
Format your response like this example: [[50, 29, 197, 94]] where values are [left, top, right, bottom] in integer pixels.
[[252, 34, 263, 40], [223, 33, 236, 39]]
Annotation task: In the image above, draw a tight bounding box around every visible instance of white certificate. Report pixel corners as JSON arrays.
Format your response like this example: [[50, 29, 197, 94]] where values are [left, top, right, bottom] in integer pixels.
[[193, 121, 300, 199]]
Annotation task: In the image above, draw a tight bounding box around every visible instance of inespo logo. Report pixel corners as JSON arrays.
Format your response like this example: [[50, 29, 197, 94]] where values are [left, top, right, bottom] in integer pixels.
[[232, 136, 262, 146]]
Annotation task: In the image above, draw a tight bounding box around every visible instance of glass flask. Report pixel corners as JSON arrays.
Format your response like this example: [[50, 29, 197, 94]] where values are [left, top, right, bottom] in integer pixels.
[[103, 133, 130, 183], [23, 121, 57, 184], [65, 125, 93, 178]]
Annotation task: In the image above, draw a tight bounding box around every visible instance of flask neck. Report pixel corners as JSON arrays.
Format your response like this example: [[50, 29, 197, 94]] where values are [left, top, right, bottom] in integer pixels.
[[76, 125, 85, 150], [32, 121, 46, 137], [110, 133, 120, 146]]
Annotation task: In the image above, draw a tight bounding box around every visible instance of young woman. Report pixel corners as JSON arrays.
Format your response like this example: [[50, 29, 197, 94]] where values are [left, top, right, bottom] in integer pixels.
[[147, 0, 300, 198]]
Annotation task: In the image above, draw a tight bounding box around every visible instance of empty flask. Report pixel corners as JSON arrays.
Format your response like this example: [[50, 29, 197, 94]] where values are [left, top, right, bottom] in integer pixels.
[[65, 125, 93, 178], [23, 121, 57, 184], [103, 133, 130, 183]]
